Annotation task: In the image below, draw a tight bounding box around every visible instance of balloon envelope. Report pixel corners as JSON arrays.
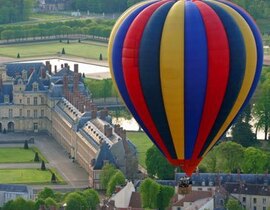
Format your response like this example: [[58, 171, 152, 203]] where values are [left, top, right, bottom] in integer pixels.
[[108, 0, 263, 176]]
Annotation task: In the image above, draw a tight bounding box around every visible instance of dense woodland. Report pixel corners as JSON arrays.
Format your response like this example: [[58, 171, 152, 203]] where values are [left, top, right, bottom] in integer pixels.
[[0, 0, 33, 24]]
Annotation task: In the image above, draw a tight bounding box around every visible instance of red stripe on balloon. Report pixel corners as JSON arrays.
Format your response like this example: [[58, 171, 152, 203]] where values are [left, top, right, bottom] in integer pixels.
[[122, 1, 173, 159], [191, 1, 230, 160]]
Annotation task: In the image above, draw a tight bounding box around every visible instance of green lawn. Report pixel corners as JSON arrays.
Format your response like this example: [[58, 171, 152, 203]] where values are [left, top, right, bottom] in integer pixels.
[[0, 168, 64, 184], [0, 41, 108, 59], [127, 131, 153, 168], [0, 147, 47, 163], [0, 148, 36, 163]]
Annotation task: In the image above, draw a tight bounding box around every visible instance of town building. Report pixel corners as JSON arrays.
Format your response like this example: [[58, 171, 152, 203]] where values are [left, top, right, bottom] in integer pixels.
[[0, 184, 32, 206], [0, 61, 138, 189]]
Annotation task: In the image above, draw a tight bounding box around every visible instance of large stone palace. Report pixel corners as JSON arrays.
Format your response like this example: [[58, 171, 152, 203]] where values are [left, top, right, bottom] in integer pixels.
[[0, 61, 138, 189]]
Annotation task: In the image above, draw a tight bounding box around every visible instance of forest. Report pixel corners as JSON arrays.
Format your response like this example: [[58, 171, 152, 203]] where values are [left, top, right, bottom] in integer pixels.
[[0, 0, 33, 24]]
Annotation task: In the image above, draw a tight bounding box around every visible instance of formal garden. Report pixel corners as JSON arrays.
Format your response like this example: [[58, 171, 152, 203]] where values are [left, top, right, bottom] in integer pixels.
[[0, 142, 64, 185]]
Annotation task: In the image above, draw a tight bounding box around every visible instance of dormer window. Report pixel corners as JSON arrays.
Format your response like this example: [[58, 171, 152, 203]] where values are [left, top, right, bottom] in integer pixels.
[[32, 82, 38, 91], [4, 95, 9, 103], [18, 79, 23, 85], [22, 70, 27, 81]]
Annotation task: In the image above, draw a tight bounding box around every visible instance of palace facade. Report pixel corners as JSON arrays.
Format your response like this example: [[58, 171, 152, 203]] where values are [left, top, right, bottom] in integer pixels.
[[0, 61, 138, 188]]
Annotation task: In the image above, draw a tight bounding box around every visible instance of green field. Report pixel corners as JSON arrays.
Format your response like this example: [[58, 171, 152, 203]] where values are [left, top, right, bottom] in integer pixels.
[[0, 148, 36, 163], [127, 131, 153, 168], [0, 41, 108, 59], [0, 168, 64, 184]]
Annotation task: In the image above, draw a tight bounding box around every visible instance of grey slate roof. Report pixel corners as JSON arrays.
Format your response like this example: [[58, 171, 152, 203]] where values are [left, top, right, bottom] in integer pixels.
[[6, 63, 45, 78], [93, 143, 117, 170], [25, 68, 46, 91], [0, 184, 28, 193], [0, 84, 13, 103]]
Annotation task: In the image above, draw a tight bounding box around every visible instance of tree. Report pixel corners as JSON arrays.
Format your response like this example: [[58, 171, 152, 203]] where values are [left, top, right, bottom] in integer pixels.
[[2, 197, 35, 210], [253, 67, 270, 140], [83, 189, 100, 210], [51, 173, 57, 183], [99, 53, 103, 60], [140, 178, 160, 209], [37, 187, 55, 200], [41, 160, 46, 170], [106, 170, 126, 196], [214, 141, 244, 173], [24, 140, 29, 149], [226, 198, 244, 210], [100, 163, 117, 189], [45, 197, 58, 209], [145, 145, 175, 179], [200, 148, 218, 172], [17, 53, 20, 58], [34, 152, 40, 162], [242, 147, 268, 173], [62, 48, 65, 54], [65, 192, 88, 210], [157, 185, 175, 210], [34, 199, 45, 210]]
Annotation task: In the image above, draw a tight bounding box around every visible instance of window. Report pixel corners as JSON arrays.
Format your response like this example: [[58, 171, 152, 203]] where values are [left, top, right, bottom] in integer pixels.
[[8, 109, 13, 118], [254, 206, 257, 210], [243, 197, 246, 202], [19, 109, 22, 117], [41, 110, 44, 117], [27, 110, 30, 117], [33, 83, 38, 91], [27, 98, 30, 105], [33, 123, 38, 130], [263, 207, 266, 210], [4, 95, 9, 103], [20, 99, 22, 104], [40, 96, 44, 104], [34, 97, 38, 105], [263, 198, 266, 204], [253, 198, 257, 204], [34, 110, 37, 118]]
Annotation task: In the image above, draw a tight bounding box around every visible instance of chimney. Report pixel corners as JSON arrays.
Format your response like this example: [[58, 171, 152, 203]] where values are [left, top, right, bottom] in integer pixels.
[[114, 124, 120, 135], [64, 63, 68, 68], [45, 61, 50, 68], [48, 64, 52, 75], [85, 100, 92, 112], [41, 67, 46, 78], [120, 129, 126, 140], [100, 109, 107, 120], [91, 105, 97, 119], [63, 75, 68, 91], [54, 66, 57, 74], [74, 64, 79, 73], [104, 125, 113, 138], [61, 64, 64, 68], [0, 74, 2, 91]]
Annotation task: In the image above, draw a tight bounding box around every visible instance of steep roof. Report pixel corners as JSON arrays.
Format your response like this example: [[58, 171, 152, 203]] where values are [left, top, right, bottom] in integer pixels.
[[173, 191, 212, 207], [6, 63, 45, 78], [93, 143, 116, 170], [25, 68, 46, 91], [224, 183, 270, 196], [0, 84, 13, 103], [0, 184, 29, 193]]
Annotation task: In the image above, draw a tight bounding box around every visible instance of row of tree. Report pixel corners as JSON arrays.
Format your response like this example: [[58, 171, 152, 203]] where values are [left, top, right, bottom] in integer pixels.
[[145, 140, 270, 180], [2, 187, 100, 210], [71, 0, 141, 13], [0, 19, 114, 41], [0, 0, 33, 24]]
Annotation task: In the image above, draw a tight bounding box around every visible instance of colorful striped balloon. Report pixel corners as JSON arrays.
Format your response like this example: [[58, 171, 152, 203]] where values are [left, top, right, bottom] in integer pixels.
[[108, 0, 263, 176]]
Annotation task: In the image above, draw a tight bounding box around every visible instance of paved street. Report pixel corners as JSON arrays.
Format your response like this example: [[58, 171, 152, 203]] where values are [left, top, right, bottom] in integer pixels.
[[0, 132, 89, 190]]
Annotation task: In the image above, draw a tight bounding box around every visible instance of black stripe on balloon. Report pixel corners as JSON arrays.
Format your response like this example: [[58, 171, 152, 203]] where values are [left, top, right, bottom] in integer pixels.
[[199, 1, 246, 157], [139, 1, 177, 159]]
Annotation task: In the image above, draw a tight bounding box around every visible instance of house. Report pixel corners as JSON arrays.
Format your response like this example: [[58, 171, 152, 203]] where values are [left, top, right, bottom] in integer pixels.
[[0, 61, 138, 189], [0, 184, 32, 206]]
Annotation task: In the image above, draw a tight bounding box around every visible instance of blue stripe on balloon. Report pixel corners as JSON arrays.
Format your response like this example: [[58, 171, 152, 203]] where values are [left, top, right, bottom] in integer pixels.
[[112, 1, 165, 154], [199, 1, 246, 156], [139, 1, 177, 159], [184, 1, 208, 159], [219, 0, 263, 112]]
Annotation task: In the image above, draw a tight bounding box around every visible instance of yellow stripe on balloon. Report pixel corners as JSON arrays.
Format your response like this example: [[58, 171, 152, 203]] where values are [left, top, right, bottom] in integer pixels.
[[202, 0, 257, 156], [160, 0, 185, 159], [108, 0, 155, 96]]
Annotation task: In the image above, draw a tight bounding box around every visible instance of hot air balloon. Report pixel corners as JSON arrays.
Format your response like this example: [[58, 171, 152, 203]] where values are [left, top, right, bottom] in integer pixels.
[[108, 0, 263, 176]]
